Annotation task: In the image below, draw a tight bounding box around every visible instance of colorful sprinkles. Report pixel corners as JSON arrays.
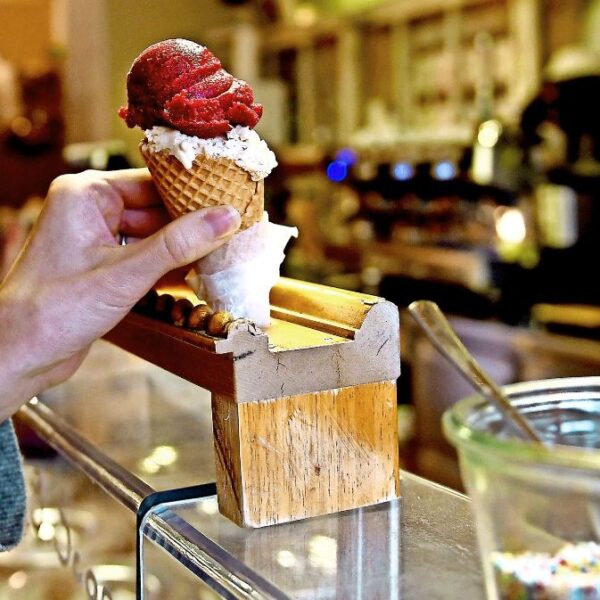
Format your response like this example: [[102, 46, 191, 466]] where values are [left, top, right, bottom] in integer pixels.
[[493, 542, 600, 599]]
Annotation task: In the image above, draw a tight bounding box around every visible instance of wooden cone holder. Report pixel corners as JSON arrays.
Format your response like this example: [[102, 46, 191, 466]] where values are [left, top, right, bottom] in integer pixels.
[[105, 278, 401, 527]]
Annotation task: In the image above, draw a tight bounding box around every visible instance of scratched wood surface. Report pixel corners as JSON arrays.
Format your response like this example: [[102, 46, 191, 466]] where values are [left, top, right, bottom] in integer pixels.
[[212, 380, 400, 527], [105, 294, 400, 403]]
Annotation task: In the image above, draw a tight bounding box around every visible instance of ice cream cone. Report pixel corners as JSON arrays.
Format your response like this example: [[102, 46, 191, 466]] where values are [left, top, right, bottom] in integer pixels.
[[140, 143, 264, 230]]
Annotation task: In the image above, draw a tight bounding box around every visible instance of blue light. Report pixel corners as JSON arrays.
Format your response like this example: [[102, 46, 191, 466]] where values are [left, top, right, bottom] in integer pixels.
[[392, 162, 414, 181], [326, 160, 348, 182], [335, 148, 358, 166], [433, 161, 456, 180]]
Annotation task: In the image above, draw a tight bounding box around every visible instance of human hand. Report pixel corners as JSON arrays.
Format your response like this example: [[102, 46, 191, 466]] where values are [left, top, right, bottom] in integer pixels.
[[0, 168, 240, 419]]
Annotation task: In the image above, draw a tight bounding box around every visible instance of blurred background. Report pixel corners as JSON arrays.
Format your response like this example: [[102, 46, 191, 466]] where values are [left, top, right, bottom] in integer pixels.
[[1, 0, 600, 491]]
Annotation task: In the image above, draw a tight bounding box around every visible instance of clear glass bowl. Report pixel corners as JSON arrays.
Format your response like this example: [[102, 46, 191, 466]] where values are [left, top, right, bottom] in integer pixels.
[[443, 376, 600, 600]]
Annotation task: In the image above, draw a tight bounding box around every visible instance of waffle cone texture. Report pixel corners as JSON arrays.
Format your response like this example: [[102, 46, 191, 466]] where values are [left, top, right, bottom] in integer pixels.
[[140, 143, 264, 230]]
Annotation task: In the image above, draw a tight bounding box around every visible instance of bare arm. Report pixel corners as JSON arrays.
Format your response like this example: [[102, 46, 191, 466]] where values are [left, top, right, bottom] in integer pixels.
[[0, 168, 240, 420]]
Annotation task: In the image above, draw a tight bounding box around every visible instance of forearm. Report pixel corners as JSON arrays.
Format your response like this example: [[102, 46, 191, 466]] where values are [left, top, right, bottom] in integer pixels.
[[0, 290, 91, 421]]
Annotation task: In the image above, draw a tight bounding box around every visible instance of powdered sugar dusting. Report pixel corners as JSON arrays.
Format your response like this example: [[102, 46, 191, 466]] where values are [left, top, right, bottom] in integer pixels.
[[143, 125, 277, 180]]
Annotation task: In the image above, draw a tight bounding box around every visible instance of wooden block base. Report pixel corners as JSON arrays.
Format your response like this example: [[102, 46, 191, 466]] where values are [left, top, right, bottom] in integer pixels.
[[212, 381, 400, 527]]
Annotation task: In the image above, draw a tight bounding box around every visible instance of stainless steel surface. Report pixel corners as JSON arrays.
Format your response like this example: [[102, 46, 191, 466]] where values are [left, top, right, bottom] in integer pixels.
[[400, 473, 483, 599], [408, 300, 544, 443], [11, 344, 484, 599], [144, 472, 484, 600]]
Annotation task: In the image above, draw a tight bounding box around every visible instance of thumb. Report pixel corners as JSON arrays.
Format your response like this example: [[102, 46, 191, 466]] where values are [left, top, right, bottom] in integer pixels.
[[117, 205, 240, 283]]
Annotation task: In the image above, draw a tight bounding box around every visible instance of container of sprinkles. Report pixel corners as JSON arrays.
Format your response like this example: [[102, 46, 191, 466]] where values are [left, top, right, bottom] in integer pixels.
[[443, 377, 600, 600], [494, 543, 600, 599]]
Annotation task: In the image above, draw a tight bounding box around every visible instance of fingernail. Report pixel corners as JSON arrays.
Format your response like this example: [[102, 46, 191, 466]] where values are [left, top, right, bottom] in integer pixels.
[[204, 206, 241, 240]]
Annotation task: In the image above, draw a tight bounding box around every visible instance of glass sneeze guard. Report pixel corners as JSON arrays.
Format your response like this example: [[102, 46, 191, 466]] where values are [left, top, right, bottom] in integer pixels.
[[5, 342, 483, 599]]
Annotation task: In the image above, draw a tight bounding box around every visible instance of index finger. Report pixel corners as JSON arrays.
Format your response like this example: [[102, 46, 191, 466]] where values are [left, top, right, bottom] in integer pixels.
[[101, 168, 163, 209]]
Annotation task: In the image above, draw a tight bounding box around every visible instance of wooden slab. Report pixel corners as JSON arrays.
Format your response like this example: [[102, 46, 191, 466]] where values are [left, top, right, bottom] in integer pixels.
[[212, 380, 400, 527], [104, 278, 401, 402]]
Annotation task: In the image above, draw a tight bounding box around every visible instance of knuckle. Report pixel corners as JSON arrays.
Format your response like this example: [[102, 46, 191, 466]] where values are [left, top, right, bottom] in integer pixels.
[[48, 173, 77, 196], [48, 172, 114, 210], [84, 179, 111, 199], [46, 174, 81, 209], [48, 172, 104, 200]]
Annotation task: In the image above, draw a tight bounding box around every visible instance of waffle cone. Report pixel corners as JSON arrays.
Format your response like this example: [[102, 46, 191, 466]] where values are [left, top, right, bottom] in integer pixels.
[[140, 143, 264, 230]]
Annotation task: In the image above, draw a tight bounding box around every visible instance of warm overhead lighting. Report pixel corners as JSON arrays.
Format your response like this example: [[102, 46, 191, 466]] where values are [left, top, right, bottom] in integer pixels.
[[198, 498, 220, 516], [32, 508, 61, 541], [37, 521, 56, 541], [91, 564, 135, 582], [8, 571, 27, 590], [308, 535, 337, 573], [495, 207, 526, 244], [139, 458, 160, 474], [138, 446, 178, 474], [276, 550, 298, 568], [90, 148, 109, 170], [294, 4, 317, 27], [150, 445, 178, 466], [354, 161, 376, 181], [11, 116, 32, 137], [477, 119, 502, 148]]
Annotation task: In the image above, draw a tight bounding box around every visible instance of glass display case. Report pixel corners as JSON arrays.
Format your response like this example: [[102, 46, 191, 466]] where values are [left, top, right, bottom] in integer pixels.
[[3, 341, 484, 599]]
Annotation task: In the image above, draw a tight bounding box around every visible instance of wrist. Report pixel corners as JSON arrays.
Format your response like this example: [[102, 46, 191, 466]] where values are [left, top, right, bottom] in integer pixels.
[[0, 287, 44, 420]]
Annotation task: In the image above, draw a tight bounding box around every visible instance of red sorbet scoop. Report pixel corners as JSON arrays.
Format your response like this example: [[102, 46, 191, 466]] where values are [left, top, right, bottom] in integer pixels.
[[119, 38, 263, 138]]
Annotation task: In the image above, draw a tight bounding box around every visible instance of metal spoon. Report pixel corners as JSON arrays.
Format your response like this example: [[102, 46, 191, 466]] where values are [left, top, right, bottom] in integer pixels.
[[408, 300, 546, 445]]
